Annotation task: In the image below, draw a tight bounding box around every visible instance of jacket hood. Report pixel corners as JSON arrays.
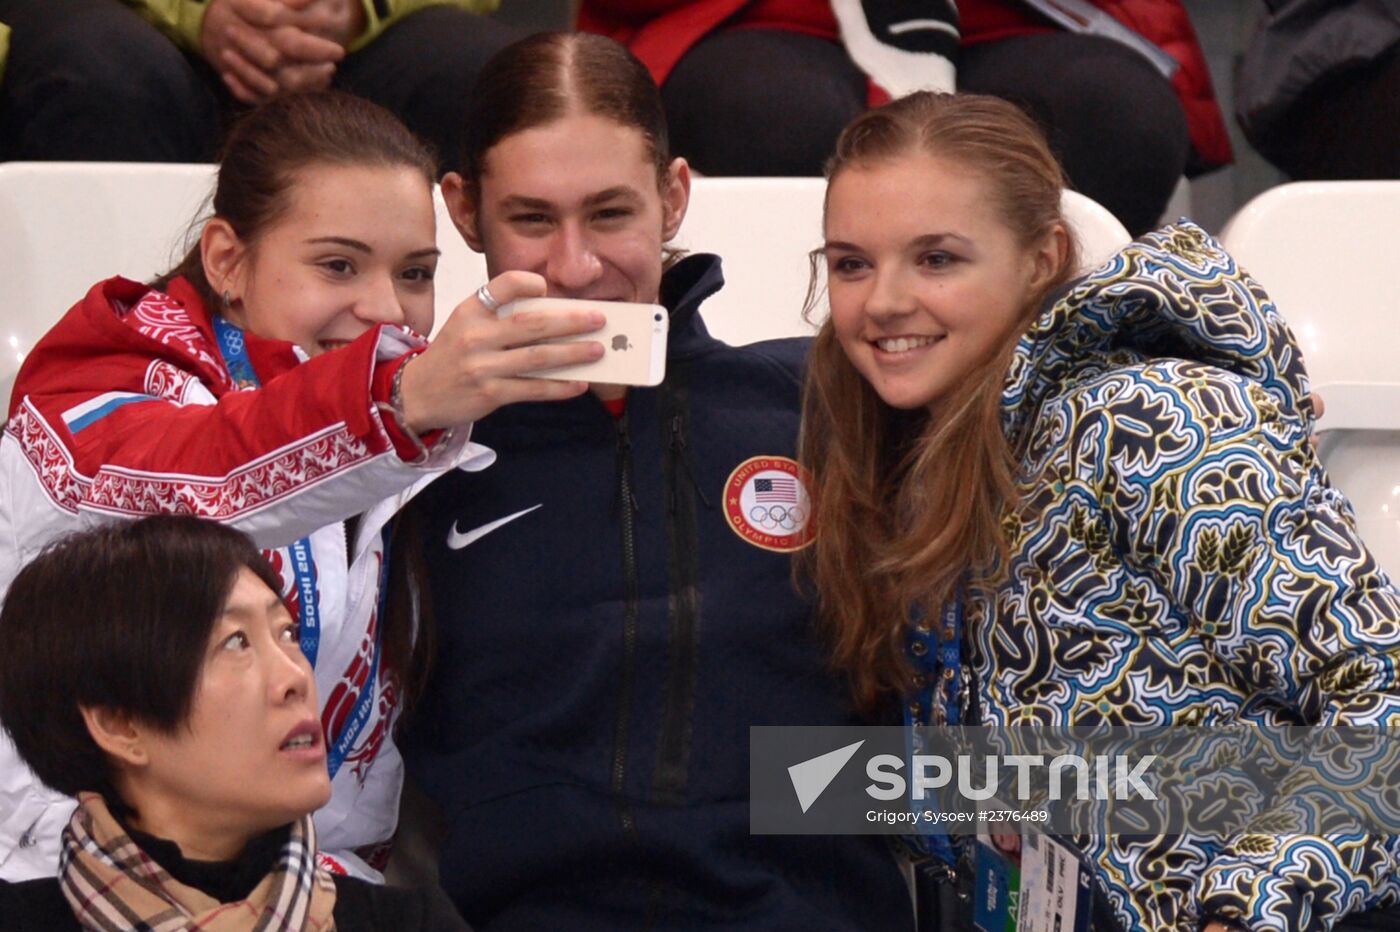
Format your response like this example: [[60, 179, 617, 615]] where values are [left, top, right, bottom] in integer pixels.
[[1001, 221, 1312, 443]]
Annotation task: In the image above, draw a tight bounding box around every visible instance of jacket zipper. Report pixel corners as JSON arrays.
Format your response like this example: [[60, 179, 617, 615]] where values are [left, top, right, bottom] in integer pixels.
[[653, 409, 706, 803], [612, 416, 642, 839], [669, 414, 711, 509]]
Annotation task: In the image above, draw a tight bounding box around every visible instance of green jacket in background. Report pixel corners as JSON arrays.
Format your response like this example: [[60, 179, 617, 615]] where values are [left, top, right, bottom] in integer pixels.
[[0, 0, 498, 89]]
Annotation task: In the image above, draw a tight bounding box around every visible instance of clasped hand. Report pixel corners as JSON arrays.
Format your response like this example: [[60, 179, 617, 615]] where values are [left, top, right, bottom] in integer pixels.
[[201, 0, 367, 104]]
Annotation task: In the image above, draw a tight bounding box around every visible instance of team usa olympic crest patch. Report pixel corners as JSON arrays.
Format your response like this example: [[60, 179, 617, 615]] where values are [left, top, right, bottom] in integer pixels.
[[723, 455, 814, 552]]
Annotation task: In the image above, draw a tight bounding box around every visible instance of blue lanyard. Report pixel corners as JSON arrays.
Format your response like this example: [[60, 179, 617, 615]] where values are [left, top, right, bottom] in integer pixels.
[[211, 314, 383, 779], [325, 532, 390, 779], [213, 315, 259, 390], [287, 538, 321, 668], [907, 596, 962, 727], [212, 315, 323, 664], [905, 594, 964, 865]]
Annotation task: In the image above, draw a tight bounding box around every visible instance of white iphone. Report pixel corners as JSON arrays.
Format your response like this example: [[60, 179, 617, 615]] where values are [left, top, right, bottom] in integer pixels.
[[499, 298, 668, 387]]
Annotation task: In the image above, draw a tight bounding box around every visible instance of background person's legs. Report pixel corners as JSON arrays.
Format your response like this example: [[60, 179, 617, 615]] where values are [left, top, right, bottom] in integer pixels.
[[661, 28, 867, 177], [0, 0, 222, 162], [334, 7, 526, 172], [959, 33, 1191, 236], [656, 25, 1190, 233]]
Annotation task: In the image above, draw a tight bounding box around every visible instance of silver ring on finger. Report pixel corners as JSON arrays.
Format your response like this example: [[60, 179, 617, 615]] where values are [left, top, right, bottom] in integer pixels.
[[476, 284, 501, 312]]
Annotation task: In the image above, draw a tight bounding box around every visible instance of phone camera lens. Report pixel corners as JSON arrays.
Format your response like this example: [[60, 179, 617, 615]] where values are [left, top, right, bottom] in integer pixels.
[[654, 313, 663, 322]]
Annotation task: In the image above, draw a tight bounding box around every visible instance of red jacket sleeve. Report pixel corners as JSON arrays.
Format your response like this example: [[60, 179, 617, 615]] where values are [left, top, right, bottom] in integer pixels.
[[7, 278, 446, 544]]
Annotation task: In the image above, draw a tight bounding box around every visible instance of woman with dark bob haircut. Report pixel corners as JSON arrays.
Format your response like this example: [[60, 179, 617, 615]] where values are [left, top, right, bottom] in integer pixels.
[[0, 516, 467, 931]]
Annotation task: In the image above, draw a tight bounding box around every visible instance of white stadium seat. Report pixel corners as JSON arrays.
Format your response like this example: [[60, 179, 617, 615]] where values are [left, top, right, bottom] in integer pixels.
[[1062, 188, 1133, 271], [677, 179, 1125, 342], [678, 179, 1131, 345], [1222, 181, 1400, 578], [673, 177, 826, 343], [0, 162, 217, 403], [0, 162, 1130, 403]]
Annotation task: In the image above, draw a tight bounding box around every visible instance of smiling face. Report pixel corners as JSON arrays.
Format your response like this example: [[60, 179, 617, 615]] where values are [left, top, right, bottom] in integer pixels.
[[444, 111, 689, 305], [823, 153, 1060, 411], [209, 163, 439, 356], [125, 568, 330, 856]]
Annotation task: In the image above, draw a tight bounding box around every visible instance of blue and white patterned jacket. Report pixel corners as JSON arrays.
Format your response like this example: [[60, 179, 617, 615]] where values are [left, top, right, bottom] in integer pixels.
[[976, 222, 1400, 930]]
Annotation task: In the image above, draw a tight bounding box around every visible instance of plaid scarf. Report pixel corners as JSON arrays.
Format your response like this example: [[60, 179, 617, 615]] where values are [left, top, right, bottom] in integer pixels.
[[58, 792, 337, 931]]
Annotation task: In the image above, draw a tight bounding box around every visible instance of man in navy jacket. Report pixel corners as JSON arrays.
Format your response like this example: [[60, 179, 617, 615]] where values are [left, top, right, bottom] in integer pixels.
[[404, 255, 912, 930]]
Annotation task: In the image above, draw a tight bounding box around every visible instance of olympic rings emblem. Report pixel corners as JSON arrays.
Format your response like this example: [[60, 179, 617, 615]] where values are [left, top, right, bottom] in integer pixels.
[[723, 455, 814, 553]]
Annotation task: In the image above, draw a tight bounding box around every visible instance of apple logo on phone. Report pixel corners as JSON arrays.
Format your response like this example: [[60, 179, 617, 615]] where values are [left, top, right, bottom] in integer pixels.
[[612, 335, 632, 351]]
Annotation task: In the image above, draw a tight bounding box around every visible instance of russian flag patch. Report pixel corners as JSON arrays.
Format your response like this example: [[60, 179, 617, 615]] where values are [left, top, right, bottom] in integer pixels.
[[61, 392, 156, 433]]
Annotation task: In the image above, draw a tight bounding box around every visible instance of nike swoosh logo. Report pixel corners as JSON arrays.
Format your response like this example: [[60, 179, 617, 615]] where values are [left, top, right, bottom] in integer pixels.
[[446, 504, 542, 550]]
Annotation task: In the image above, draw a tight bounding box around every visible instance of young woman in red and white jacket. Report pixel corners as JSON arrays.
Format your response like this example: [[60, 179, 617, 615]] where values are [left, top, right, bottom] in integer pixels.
[[0, 90, 605, 883]]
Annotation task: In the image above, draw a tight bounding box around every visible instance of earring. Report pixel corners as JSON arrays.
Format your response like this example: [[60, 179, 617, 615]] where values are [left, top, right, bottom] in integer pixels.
[[221, 290, 233, 309]]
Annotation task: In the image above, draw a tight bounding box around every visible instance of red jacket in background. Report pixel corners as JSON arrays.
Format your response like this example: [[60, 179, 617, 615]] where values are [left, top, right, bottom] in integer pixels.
[[578, 0, 1232, 171]]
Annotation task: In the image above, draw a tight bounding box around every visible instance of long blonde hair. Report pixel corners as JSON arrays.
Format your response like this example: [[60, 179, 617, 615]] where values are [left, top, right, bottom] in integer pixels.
[[797, 93, 1080, 714]]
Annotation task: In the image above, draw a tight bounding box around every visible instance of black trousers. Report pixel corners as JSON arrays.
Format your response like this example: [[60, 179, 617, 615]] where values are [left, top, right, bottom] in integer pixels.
[[0, 0, 523, 170], [661, 29, 1190, 236]]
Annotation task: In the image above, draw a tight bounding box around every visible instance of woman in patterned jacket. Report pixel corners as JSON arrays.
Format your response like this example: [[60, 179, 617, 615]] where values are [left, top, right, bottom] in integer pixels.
[[798, 91, 1400, 930]]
